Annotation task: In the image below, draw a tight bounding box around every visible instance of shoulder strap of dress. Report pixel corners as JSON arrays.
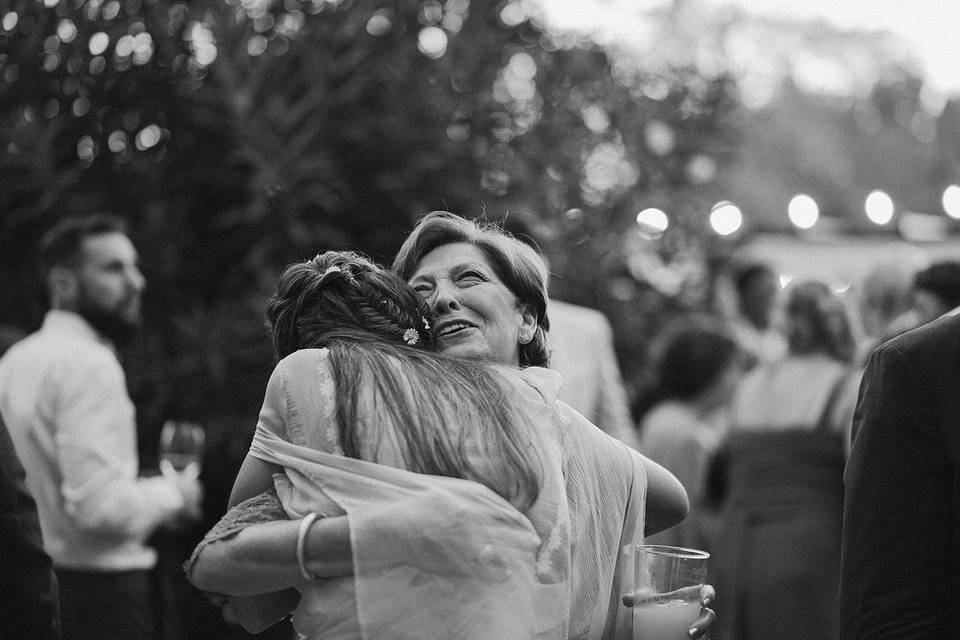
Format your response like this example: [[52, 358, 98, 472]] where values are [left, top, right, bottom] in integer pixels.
[[814, 369, 851, 433]]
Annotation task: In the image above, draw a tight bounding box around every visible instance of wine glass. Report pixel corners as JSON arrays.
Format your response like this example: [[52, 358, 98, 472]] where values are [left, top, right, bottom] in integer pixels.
[[159, 420, 205, 480]]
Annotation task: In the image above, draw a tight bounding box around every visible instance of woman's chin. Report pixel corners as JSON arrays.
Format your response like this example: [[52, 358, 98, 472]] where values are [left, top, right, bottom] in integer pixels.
[[437, 340, 487, 362]]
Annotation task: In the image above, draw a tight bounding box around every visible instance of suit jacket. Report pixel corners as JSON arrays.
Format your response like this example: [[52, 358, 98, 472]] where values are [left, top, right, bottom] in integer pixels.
[[840, 312, 960, 639], [547, 300, 639, 448], [0, 412, 60, 640]]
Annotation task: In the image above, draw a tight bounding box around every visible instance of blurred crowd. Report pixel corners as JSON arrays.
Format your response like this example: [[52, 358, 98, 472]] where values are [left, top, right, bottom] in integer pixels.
[[2, 212, 959, 640], [633, 253, 960, 640]]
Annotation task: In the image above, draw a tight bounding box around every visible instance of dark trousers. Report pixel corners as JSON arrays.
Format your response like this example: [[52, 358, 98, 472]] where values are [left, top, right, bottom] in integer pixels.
[[57, 568, 159, 640]]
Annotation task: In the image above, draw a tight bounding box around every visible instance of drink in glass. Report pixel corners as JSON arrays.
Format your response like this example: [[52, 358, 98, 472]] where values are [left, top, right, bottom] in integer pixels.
[[159, 420, 205, 478], [632, 545, 709, 640]]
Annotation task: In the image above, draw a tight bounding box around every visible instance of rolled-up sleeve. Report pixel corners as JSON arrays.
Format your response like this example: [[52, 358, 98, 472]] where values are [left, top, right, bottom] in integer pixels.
[[56, 353, 182, 540]]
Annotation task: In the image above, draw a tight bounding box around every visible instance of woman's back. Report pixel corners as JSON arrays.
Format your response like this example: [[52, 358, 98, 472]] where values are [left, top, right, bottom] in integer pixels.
[[710, 355, 856, 640], [258, 348, 647, 639], [728, 355, 857, 435]]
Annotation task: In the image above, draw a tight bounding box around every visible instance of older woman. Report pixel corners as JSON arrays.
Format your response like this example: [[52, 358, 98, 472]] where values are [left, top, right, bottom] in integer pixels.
[[391, 212, 695, 536], [708, 280, 861, 640], [392, 212, 715, 633], [189, 214, 714, 639]]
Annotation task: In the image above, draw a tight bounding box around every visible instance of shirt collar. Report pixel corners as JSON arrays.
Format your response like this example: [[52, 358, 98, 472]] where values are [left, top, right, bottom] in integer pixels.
[[42, 309, 116, 352]]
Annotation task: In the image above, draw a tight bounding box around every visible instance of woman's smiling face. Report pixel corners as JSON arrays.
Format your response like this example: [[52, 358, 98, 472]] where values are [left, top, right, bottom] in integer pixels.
[[408, 242, 536, 366]]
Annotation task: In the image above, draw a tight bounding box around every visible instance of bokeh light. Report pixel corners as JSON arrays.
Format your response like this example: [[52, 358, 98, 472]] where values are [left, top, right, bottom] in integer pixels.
[[417, 26, 447, 59], [500, 1, 527, 27], [636, 207, 669, 239], [685, 154, 717, 184], [710, 201, 743, 236], [942, 184, 960, 219], [77, 135, 96, 161], [88, 32, 110, 56], [56, 19, 77, 43], [787, 193, 819, 229], [135, 125, 162, 151], [366, 11, 393, 36], [187, 22, 218, 67], [643, 120, 675, 156], [864, 190, 894, 225], [2, 12, 18, 31]]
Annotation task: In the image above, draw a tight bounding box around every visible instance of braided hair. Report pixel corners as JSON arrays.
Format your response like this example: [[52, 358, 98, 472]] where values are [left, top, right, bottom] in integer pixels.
[[264, 251, 541, 510], [267, 251, 434, 359]]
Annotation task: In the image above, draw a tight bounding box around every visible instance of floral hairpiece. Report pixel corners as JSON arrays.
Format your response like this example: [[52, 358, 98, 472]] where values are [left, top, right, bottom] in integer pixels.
[[402, 328, 420, 346]]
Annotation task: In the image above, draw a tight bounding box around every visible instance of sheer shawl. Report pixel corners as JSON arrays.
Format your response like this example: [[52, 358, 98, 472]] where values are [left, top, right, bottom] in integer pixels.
[[200, 349, 646, 639], [251, 429, 569, 640]]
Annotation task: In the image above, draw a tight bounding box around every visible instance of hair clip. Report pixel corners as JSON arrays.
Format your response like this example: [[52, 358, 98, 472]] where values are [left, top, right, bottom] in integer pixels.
[[322, 265, 341, 277], [402, 328, 419, 346]]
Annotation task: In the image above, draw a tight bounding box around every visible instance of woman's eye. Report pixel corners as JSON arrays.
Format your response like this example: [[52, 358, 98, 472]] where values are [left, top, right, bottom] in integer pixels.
[[459, 270, 486, 282]]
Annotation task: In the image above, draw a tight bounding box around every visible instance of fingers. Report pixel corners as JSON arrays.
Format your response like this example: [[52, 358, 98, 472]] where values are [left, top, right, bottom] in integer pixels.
[[699, 583, 716, 607], [688, 606, 716, 639]]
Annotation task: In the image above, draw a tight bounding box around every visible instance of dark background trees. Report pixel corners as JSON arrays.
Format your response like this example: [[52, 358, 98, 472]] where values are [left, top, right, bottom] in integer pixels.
[[4, 0, 957, 433], [0, 0, 741, 435]]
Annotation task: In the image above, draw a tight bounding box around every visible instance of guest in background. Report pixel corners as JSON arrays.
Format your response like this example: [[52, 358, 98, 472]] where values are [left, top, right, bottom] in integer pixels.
[[910, 259, 960, 324], [501, 215, 638, 447], [854, 255, 927, 363], [873, 259, 960, 342], [723, 261, 788, 368], [547, 299, 639, 448], [708, 280, 860, 640], [0, 215, 202, 640], [0, 328, 60, 640], [638, 317, 744, 551]]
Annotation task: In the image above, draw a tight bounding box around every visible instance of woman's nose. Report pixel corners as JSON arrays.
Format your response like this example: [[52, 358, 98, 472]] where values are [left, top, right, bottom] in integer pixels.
[[432, 280, 461, 313]]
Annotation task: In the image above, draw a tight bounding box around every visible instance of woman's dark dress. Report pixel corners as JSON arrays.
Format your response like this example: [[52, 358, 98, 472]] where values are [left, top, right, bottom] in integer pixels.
[[709, 380, 846, 640]]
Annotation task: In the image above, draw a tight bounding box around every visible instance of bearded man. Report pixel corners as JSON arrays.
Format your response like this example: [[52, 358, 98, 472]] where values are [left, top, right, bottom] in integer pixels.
[[0, 215, 201, 640]]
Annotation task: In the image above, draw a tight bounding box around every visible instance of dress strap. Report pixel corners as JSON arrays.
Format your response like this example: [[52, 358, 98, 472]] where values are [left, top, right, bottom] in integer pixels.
[[814, 369, 852, 433]]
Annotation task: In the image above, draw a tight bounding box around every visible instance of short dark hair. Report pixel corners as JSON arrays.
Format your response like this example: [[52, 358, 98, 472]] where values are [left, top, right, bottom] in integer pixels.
[[733, 262, 776, 296], [39, 214, 128, 277], [652, 318, 741, 401], [913, 260, 960, 310]]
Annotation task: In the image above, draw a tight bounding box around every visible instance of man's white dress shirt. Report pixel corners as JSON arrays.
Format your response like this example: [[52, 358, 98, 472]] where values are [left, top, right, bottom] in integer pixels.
[[0, 310, 183, 571]]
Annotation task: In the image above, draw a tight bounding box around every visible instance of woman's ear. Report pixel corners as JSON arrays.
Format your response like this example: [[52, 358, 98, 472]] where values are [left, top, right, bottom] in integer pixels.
[[517, 303, 537, 344]]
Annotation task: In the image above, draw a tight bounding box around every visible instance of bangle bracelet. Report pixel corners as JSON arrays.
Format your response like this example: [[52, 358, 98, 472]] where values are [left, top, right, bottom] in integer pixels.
[[296, 513, 322, 583]]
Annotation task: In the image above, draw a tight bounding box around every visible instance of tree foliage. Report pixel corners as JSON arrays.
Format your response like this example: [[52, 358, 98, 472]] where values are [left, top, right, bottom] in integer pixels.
[[1, 0, 740, 430]]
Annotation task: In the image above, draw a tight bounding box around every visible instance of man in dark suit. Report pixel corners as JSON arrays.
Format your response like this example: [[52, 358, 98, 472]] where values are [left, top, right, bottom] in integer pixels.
[[840, 311, 960, 638], [0, 412, 60, 640]]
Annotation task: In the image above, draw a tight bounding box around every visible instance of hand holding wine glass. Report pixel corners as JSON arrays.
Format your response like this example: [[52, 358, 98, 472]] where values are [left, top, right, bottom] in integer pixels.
[[159, 420, 205, 479], [159, 420, 205, 521]]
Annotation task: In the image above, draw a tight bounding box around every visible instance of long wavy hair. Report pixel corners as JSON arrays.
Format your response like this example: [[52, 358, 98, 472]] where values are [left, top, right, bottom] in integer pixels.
[[392, 211, 551, 367], [266, 251, 541, 510]]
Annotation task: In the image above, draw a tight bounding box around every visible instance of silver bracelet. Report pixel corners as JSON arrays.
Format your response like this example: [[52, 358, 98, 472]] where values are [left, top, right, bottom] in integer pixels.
[[296, 513, 322, 583]]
